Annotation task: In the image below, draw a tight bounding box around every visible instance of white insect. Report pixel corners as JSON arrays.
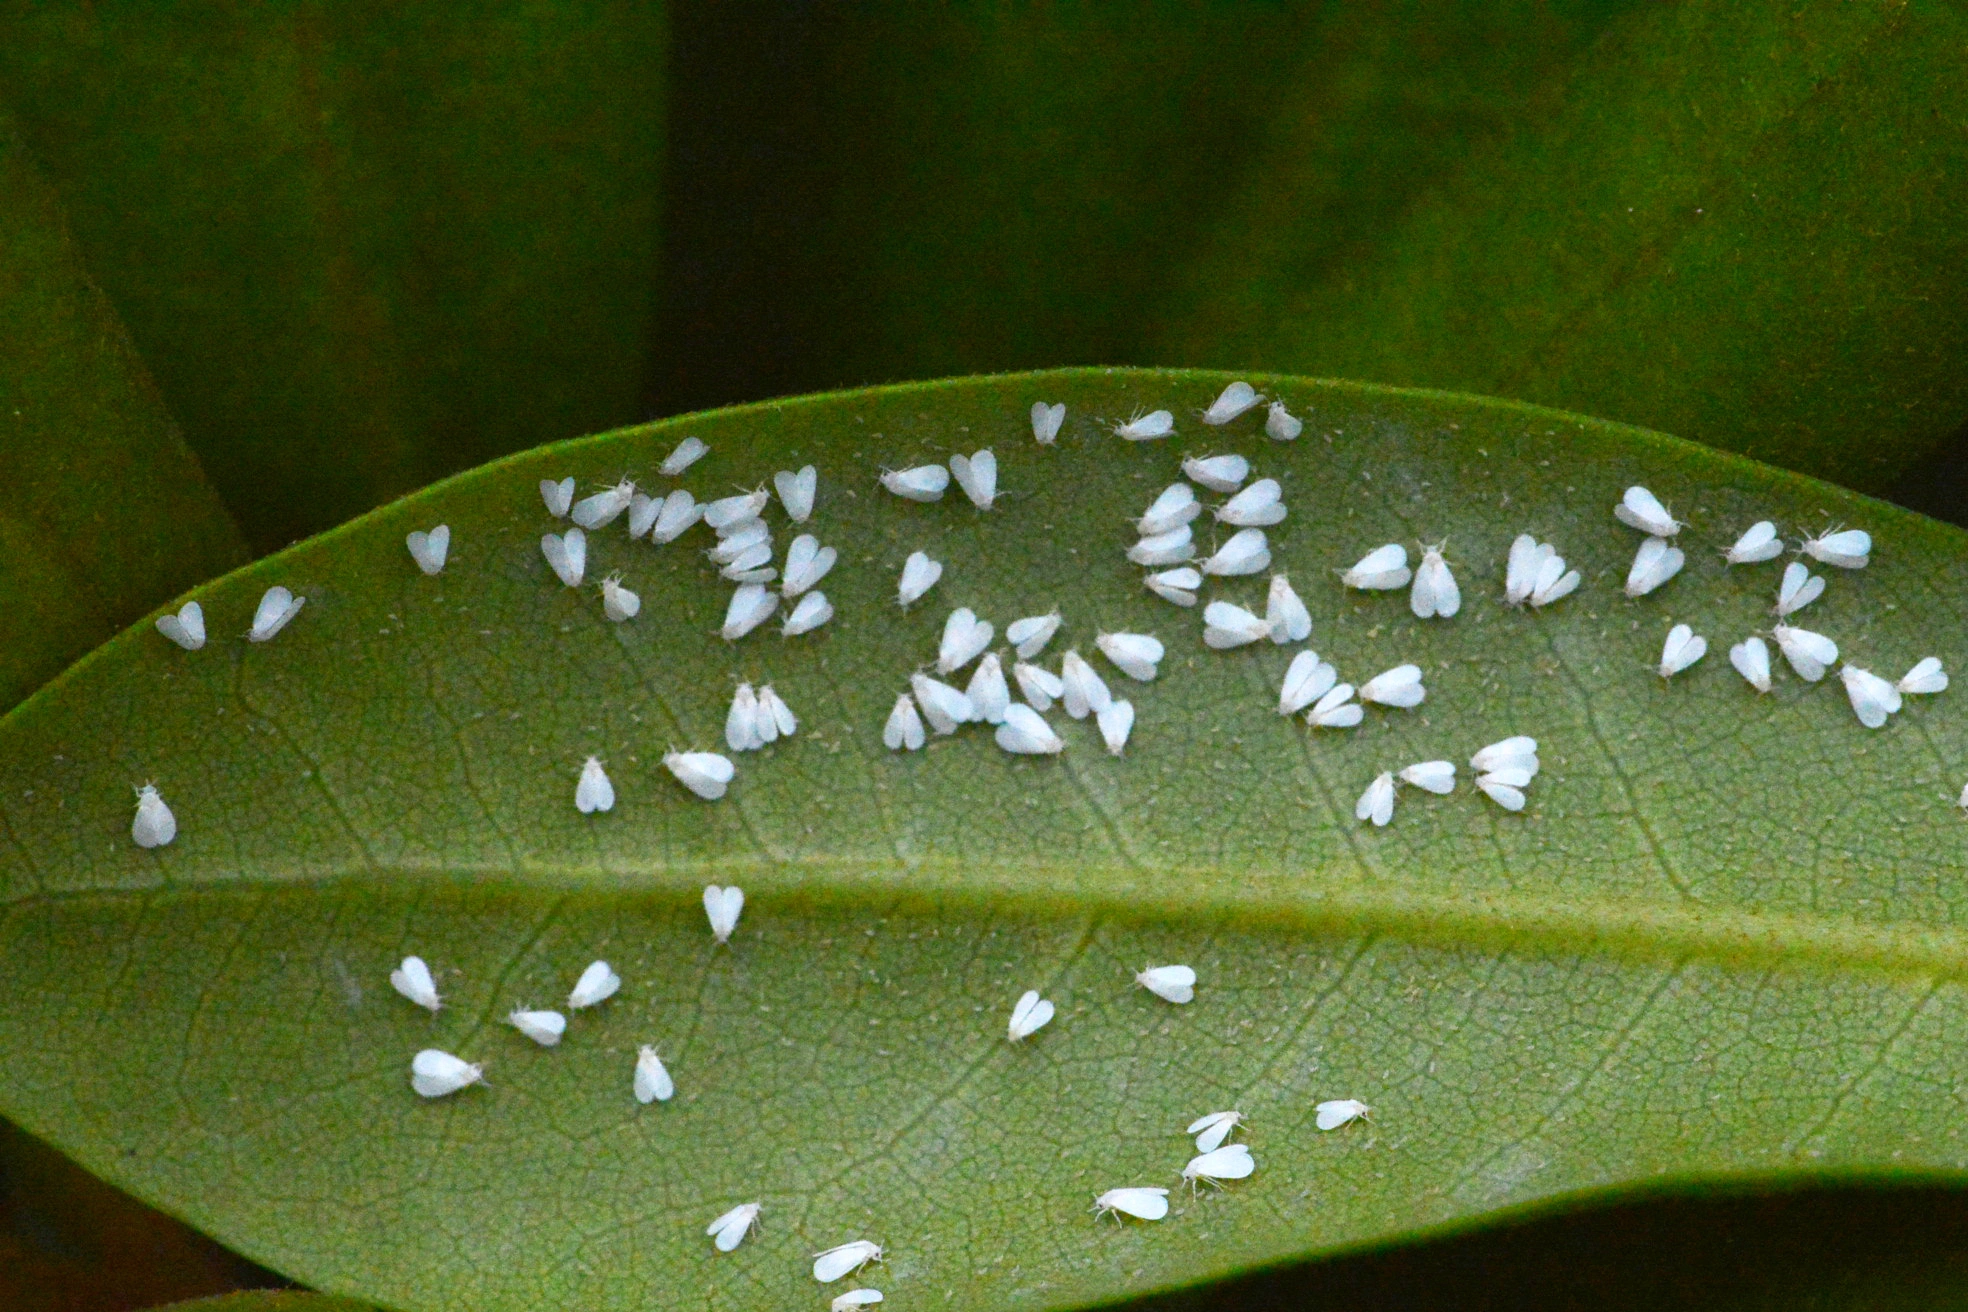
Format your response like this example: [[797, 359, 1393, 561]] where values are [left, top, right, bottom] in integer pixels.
[[937, 607, 995, 674], [1145, 566, 1202, 607], [1342, 543, 1411, 591], [1410, 543, 1460, 618], [1729, 637, 1774, 693], [634, 1045, 674, 1104], [1840, 664, 1902, 728], [627, 492, 660, 539], [883, 693, 926, 751], [1097, 632, 1163, 682], [727, 683, 765, 751], [541, 476, 576, 518], [541, 529, 587, 587], [911, 672, 975, 734], [1138, 483, 1201, 536], [508, 1008, 566, 1046], [1215, 477, 1286, 527], [1470, 736, 1539, 775], [1960, 782, 1968, 813], [575, 757, 615, 814], [1801, 526, 1871, 569], [1615, 485, 1681, 537], [1265, 401, 1303, 441], [1725, 520, 1784, 564], [1008, 988, 1055, 1040], [1031, 400, 1066, 445], [406, 525, 450, 575], [1202, 528, 1271, 576], [1060, 650, 1113, 719], [1314, 1098, 1371, 1131], [390, 956, 441, 1012], [600, 575, 641, 622], [1399, 760, 1457, 794], [720, 560, 776, 587], [1476, 768, 1532, 812], [1186, 1112, 1246, 1157], [774, 465, 817, 523], [666, 751, 736, 800], [1624, 535, 1685, 598], [248, 586, 306, 642], [1360, 663, 1425, 708], [155, 601, 206, 651], [1094, 1187, 1170, 1222], [1772, 623, 1838, 682], [1774, 560, 1824, 617], [1899, 657, 1948, 695], [707, 520, 769, 563], [721, 583, 780, 640], [813, 1241, 884, 1284], [1128, 525, 1194, 567], [705, 1202, 760, 1253], [661, 436, 708, 476], [966, 653, 1011, 724], [1658, 623, 1708, 678], [1135, 964, 1195, 1004], [1307, 684, 1363, 729], [703, 489, 770, 532], [1279, 650, 1338, 716], [1356, 772, 1396, 826], [782, 591, 834, 636], [880, 464, 950, 502], [1110, 409, 1175, 440], [131, 783, 177, 848], [757, 685, 798, 740], [782, 534, 836, 596], [572, 479, 635, 529], [1181, 453, 1249, 493], [949, 449, 998, 509], [568, 960, 621, 1009], [1262, 574, 1312, 643], [995, 702, 1064, 755], [1007, 612, 1063, 659], [898, 551, 943, 605], [704, 884, 745, 943], [1096, 698, 1135, 755], [832, 1291, 884, 1311], [410, 1049, 483, 1098], [651, 489, 702, 543], [1202, 599, 1270, 649], [1182, 1143, 1255, 1188], [1201, 380, 1264, 425], [1013, 661, 1064, 712]]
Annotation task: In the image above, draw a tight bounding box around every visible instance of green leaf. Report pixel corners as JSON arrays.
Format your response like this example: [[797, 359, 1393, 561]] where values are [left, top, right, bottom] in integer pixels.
[[0, 107, 246, 714], [3, 369, 1967, 1312], [0, 1, 667, 551], [1158, 0, 1968, 492]]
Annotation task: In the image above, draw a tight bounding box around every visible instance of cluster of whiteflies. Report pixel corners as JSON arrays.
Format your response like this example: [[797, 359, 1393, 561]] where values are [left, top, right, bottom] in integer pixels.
[[1354, 737, 1541, 827]]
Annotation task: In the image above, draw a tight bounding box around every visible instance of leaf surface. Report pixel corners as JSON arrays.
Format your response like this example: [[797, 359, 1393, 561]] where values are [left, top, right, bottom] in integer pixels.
[[3, 369, 1967, 1312]]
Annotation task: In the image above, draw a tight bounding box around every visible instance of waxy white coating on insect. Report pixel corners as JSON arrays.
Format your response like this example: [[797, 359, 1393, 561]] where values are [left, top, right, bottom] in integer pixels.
[[1356, 772, 1396, 827], [1360, 663, 1425, 708], [1215, 477, 1286, 528], [1008, 989, 1055, 1040], [572, 479, 635, 529], [1476, 769, 1530, 812], [410, 1049, 482, 1098], [576, 757, 614, 814], [1615, 485, 1681, 537], [880, 464, 950, 502], [1189, 1110, 1245, 1153], [1111, 409, 1175, 440], [666, 751, 736, 800], [1726, 520, 1784, 564], [1266, 400, 1303, 441], [508, 1008, 566, 1046], [131, 784, 177, 848], [1266, 575, 1312, 643], [1772, 623, 1838, 682], [541, 529, 587, 587], [1280, 650, 1338, 716], [541, 476, 576, 518], [1801, 526, 1871, 569], [995, 703, 1064, 755], [155, 601, 206, 651], [1032, 400, 1067, 445], [1183, 1143, 1255, 1187], [1410, 543, 1460, 618], [600, 575, 641, 622], [248, 586, 306, 642], [569, 960, 621, 1010], [772, 465, 817, 523], [884, 693, 926, 751], [1400, 760, 1457, 795], [721, 584, 780, 640], [1840, 664, 1902, 728], [708, 520, 769, 563], [1960, 782, 1968, 813], [1529, 551, 1581, 608], [1308, 683, 1363, 729], [758, 685, 797, 740], [726, 684, 763, 752], [782, 534, 836, 596], [1138, 483, 1201, 536], [634, 1045, 675, 1104], [1007, 612, 1063, 659], [1145, 566, 1202, 607], [832, 1291, 884, 1311], [966, 653, 1012, 725], [704, 489, 770, 532], [722, 562, 776, 587], [1471, 736, 1539, 775], [1060, 650, 1113, 720], [715, 540, 773, 576], [911, 672, 975, 734], [937, 607, 995, 674], [1097, 698, 1135, 755], [706, 1202, 760, 1252], [1014, 661, 1064, 712], [1097, 632, 1163, 682], [898, 551, 943, 605], [703, 884, 745, 944], [1774, 561, 1824, 617], [1202, 527, 1271, 576], [1201, 380, 1264, 425], [1136, 964, 1195, 1004], [1203, 600, 1271, 649], [1504, 534, 1541, 606], [390, 956, 441, 1012], [1182, 452, 1249, 494], [406, 525, 450, 575], [1900, 657, 1948, 695], [813, 1241, 883, 1284], [1094, 1187, 1170, 1221], [661, 436, 708, 477], [1315, 1098, 1371, 1131], [1624, 535, 1685, 598], [627, 491, 660, 539], [1128, 525, 1195, 568], [652, 489, 702, 543], [949, 449, 998, 509], [782, 591, 834, 636], [1342, 543, 1412, 591], [1730, 637, 1774, 693], [1658, 623, 1707, 678]]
